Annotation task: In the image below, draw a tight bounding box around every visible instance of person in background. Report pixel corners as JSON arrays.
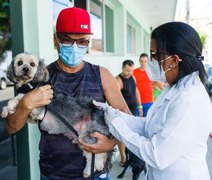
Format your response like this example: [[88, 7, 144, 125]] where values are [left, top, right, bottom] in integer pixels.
[[133, 53, 153, 116], [116, 60, 143, 116], [115, 59, 143, 166]]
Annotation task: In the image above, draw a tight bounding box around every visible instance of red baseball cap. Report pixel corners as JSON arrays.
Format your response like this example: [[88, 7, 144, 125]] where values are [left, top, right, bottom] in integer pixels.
[[56, 7, 93, 34]]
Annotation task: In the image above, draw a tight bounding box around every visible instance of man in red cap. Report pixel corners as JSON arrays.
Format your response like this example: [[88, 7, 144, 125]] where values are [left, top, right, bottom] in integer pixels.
[[5, 7, 130, 180]]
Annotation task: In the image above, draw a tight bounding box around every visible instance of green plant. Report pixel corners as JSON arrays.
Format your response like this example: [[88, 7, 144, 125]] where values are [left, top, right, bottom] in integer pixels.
[[198, 31, 207, 47], [0, 0, 11, 62]]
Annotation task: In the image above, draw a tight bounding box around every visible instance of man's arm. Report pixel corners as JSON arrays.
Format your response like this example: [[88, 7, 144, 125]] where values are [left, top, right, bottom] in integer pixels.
[[6, 85, 53, 134], [135, 87, 141, 105], [133, 76, 143, 117], [79, 67, 131, 153], [153, 81, 164, 91]]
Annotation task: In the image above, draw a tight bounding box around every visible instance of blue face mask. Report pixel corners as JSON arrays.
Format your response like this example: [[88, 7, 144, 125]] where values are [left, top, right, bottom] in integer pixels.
[[59, 44, 87, 67]]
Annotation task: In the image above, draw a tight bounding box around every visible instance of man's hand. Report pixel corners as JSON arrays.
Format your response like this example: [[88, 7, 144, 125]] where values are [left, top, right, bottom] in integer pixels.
[[21, 85, 53, 110], [78, 132, 117, 153], [5, 85, 53, 134]]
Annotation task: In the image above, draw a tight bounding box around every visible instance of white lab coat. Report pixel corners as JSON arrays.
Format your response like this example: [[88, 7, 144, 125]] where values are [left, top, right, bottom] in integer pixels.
[[109, 72, 212, 180]]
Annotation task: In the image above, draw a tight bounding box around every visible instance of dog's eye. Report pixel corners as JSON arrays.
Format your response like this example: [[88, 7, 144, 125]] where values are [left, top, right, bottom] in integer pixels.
[[30, 62, 35, 67], [17, 61, 23, 66]]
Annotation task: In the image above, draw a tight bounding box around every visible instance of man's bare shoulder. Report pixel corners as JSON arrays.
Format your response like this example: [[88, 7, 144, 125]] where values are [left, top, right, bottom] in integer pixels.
[[100, 66, 112, 75], [115, 74, 121, 80], [99, 67, 118, 90], [99, 66, 115, 82]]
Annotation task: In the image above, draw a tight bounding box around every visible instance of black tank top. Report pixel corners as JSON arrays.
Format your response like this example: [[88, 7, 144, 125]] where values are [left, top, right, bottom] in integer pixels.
[[119, 74, 136, 115], [39, 61, 105, 180]]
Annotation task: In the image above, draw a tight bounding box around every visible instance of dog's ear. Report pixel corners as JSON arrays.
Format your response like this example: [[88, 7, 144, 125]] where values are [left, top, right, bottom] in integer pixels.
[[33, 59, 49, 83], [6, 59, 18, 83], [41, 62, 49, 82]]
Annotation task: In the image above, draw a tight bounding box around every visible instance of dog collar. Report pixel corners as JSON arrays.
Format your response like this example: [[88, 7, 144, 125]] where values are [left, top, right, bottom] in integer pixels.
[[16, 81, 39, 94]]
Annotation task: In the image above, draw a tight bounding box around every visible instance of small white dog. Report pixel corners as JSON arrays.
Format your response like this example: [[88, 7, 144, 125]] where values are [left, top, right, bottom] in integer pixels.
[[1, 52, 112, 178], [1, 52, 49, 122]]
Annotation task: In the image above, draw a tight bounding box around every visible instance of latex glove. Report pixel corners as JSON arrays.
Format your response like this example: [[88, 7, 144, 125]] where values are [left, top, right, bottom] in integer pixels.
[[93, 100, 136, 124], [92, 100, 109, 111], [93, 100, 146, 136], [93, 100, 121, 125]]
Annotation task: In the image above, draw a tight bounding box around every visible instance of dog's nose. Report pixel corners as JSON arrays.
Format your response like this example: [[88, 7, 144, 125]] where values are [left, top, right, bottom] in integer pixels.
[[23, 67, 29, 73]]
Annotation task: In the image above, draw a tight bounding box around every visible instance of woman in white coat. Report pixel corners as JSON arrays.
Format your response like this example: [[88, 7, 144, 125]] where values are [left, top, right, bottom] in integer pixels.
[[80, 22, 212, 180]]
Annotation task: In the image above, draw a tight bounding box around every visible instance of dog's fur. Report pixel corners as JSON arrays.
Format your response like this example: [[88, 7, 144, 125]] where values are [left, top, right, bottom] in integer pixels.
[[117, 148, 147, 180], [42, 94, 113, 177], [1, 52, 112, 178]]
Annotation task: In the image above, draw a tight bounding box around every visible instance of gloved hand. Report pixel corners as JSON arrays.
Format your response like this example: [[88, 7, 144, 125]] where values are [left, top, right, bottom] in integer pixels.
[[93, 100, 121, 125], [93, 101, 146, 136]]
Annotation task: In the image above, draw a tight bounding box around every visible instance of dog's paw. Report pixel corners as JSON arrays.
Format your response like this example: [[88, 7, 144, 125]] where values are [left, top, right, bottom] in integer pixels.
[[1, 106, 9, 118], [36, 109, 45, 120], [95, 160, 104, 172], [83, 167, 91, 178], [95, 153, 107, 171], [8, 106, 16, 114], [7, 99, 19, 115], [30, 108, 45, 119], [95, 164, 104, 172], [30, 108, 38, 117], [27, 107, 45, 124]]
